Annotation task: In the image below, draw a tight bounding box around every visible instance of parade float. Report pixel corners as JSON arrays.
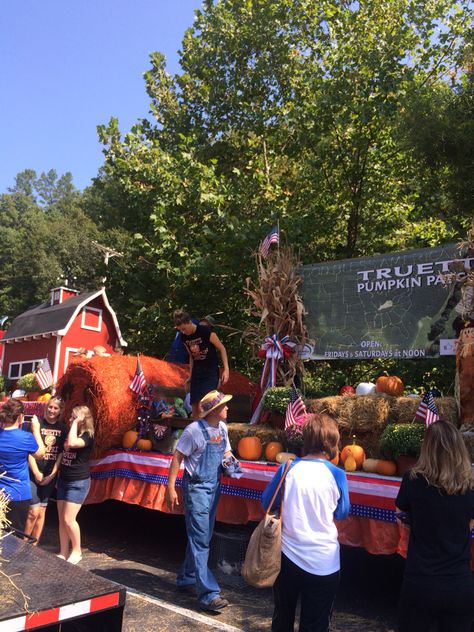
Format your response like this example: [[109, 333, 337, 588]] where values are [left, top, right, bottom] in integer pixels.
[[6, 230, 472, 564]]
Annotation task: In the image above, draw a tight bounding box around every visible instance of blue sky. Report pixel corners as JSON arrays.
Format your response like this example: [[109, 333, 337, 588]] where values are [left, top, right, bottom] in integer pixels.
[[0, 0, 201, 192]]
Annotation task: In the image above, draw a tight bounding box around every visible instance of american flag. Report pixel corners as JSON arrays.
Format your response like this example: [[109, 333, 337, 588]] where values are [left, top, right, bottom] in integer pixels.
[[285, 384, 306, 429], [260, 226, 279, 259], [129, 356, 147, 394], [35, 357, 53, 390], [414, 391, 440, 427]]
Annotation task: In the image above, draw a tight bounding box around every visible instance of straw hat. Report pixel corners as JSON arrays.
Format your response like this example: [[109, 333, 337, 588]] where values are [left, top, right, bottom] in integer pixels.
[[199, 390, 232, 418]]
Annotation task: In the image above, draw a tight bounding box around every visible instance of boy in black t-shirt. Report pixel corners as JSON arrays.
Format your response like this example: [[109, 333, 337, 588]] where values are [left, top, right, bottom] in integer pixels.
[[173, 309, 230, 418]]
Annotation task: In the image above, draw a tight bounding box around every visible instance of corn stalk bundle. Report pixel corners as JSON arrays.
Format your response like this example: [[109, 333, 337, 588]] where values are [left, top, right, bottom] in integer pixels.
[[245, 246, 308, 385]]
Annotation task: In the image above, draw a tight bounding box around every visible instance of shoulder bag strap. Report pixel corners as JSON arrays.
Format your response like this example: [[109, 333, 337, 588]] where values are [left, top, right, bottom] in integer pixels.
[[265, 459, 293, 516]]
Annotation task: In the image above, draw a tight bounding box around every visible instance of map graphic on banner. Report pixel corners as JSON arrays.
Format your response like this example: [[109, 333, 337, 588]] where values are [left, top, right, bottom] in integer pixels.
[[300, 244, 474, 360]]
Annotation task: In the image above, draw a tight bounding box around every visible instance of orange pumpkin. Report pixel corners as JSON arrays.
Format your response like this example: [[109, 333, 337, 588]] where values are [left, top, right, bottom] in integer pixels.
[[238, 436, 263, 461], [375, 375, 404, 397], [122, 430, 138, 449], [137, 438, 153, 451], [264, 441, 284, 462], [376, 459, 397, 476], [340, 440, 365, 469]]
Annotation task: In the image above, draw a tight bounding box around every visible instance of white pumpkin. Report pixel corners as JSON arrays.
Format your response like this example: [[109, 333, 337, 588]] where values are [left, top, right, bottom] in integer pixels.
[[355, 382, 376, 396]]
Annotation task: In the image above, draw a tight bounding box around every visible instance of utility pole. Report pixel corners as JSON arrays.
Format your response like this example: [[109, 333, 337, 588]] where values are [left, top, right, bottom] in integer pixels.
[[91, 241, 124, 287]]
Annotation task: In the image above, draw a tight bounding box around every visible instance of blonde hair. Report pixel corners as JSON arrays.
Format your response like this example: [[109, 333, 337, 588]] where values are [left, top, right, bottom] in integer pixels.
[[72, 405, 95, 437], [47, 396, 65, 421], [411, 420, 474, 495]]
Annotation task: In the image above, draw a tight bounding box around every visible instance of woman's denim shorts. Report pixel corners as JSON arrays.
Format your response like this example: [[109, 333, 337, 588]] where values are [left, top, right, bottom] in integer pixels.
[[56, 477, 91, 504]]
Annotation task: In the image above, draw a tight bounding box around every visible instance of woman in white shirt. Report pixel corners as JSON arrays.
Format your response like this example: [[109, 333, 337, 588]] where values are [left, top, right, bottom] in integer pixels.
[[262, 413, 350, 632]]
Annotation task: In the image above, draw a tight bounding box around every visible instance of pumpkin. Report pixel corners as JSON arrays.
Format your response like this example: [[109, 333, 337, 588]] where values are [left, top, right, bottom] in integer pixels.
[[362, 458, 379, 473], [339, 385, 355, 396], [275, 452, 297, 464], [37, 393, 52, 402], [376, 459, 397, 476], [375, 375, 404, 397], [238, 436, 263, 461], [137, 438, 153, 451], [122, 430, 138, 449], [355, 382, 376, 396], [264, 441, 284, 462], [344, 450, 357, 472], [340, 439, 365, 469]]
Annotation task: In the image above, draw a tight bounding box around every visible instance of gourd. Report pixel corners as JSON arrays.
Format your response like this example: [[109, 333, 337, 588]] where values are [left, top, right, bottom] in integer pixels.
[[339, 385, 355, 396], [344, 450, 357, 472], [325, 450, 340, 465], [355, 382, 376, 396], [136, 438, 153, 451], [362, 458, 379, 473], [264, 441, 284, 462], [340, 438, 365, 469], [376, 459, 397, 476], [37, 393, 52, 402], [375, 375, 404, 397], [275, 452, 297, 464], [122, 430, 138, 449], [237, 436, 263, 461]]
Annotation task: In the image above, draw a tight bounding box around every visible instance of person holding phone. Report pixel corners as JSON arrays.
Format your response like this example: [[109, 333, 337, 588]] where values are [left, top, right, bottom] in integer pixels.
[[0, 398, 45, 533], [25, 396, 67, 544], [56, 405, 94, 564]]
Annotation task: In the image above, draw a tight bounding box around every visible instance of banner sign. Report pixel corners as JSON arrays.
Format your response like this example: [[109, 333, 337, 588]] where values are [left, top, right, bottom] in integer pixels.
[[300, 244, 473, 360]]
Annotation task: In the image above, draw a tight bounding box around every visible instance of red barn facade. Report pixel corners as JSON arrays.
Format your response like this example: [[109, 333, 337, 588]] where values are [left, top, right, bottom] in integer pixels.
[[0, 287, 127, 385]]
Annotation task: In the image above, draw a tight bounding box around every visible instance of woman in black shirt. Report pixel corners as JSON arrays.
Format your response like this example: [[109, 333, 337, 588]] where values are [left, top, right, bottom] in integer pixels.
[[56, 405, 94, 564], [396, 420, 474, 632]]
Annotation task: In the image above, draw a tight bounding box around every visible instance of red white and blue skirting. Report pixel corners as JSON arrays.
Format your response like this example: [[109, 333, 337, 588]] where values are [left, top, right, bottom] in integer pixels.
[[88, 449, 474, 564], [90, 450, 402, 522]]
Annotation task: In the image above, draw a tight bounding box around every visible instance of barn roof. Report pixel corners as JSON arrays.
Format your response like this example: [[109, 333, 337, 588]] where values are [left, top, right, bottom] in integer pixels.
[[1, 288, 127, 345]]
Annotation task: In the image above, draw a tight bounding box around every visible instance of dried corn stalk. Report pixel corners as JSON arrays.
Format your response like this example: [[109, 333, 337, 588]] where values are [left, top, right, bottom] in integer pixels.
[[245, 245, 309, 385]]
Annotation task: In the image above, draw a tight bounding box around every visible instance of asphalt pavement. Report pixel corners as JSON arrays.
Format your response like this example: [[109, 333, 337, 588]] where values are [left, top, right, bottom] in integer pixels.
[[37, 500, 403, 631]]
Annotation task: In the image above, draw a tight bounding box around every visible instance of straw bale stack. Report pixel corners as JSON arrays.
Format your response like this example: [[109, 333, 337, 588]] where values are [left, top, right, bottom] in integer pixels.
[[306, 394, 459, 459], [389, 396, 459, 427], [227, 423, 285, 454], [307, 395, 391, 434]]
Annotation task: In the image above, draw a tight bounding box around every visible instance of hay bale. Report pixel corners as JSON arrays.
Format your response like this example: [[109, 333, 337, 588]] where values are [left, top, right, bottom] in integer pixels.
[[57, 356, 255, 455], [389, 396, 459, 427], [227, 423, 285, 454], [307, 395, 391, 433]]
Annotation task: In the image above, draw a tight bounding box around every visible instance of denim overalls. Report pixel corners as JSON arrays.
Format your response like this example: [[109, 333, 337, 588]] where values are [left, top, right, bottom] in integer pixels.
[[177, 420, 226, 605]]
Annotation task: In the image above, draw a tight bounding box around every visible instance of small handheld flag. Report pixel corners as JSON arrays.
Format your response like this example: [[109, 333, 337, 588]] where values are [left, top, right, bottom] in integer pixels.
[[414, 391, 440, 427], [35, 358, 53, 390], [129, 356, 147, 394], [285, 384, 306, 429], [260, 225, 279, 259]]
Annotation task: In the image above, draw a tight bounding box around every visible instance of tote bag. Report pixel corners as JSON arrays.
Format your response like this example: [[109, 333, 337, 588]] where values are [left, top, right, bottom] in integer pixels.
[[242, 459, 292, 588]]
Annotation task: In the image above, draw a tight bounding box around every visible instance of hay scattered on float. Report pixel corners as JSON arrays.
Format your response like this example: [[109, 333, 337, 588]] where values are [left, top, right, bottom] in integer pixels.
[[0, 485, 10, 535]]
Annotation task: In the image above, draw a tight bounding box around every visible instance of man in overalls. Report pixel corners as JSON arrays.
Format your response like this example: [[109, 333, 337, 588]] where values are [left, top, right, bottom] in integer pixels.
[[166, 390, 233, 612]]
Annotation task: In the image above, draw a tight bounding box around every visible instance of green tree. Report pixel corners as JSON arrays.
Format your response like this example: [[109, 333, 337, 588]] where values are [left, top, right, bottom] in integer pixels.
[[92, 0, 473, 368]]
